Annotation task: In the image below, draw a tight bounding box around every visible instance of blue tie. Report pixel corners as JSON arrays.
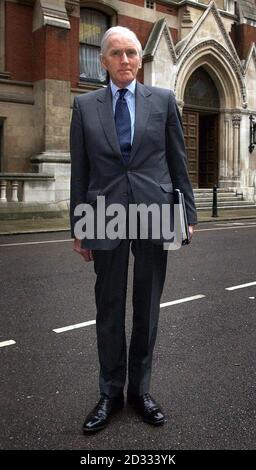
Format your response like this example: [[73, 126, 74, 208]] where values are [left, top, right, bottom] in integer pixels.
[[114, 89, 131, 163]]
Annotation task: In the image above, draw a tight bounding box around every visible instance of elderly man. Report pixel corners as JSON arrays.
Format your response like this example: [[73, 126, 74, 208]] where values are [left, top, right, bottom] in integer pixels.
[[70, 26, 197, 433]]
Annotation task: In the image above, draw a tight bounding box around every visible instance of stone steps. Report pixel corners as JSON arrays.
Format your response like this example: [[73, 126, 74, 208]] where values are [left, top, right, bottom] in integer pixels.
[[193, 189, 256, 211]]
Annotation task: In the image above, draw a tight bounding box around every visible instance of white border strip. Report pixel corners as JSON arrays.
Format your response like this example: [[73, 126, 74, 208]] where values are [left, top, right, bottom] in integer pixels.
[[53, 319, 96, 333], [160, 294, 205, 308], [226, 281, 256, 291], [0, 339, 16, 348]]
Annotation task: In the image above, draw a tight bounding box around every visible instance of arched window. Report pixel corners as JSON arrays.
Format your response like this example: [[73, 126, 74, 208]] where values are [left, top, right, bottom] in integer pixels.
[[79, 9, 109, 83], [184, 68, 220, 109]]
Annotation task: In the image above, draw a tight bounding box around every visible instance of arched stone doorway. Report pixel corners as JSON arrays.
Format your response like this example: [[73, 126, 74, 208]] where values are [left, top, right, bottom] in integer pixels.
[[183, 67, 220, 188], [175, 41, 246, 190]]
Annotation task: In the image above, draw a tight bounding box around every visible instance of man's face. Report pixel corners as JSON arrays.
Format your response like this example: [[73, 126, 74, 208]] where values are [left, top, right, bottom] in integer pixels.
[[101, 34, 142, 88]]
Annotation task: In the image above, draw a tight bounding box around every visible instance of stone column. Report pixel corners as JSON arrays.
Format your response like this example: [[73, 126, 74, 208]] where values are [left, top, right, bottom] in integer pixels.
[[219, 113, 230, 179], [0, 180, 7, 202], [11, 181, 19, 202], [219, 112, 234, 188], [232, 114, 241, 178], [30, 0, 74, 203]]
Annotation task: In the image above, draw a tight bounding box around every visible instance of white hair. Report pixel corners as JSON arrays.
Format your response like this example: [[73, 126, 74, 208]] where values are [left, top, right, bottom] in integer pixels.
[[100, 26, 142, 58]]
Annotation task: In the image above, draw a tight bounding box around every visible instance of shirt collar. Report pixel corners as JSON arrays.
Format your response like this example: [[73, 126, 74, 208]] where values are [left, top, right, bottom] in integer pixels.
[[110, 79, 136, 98]]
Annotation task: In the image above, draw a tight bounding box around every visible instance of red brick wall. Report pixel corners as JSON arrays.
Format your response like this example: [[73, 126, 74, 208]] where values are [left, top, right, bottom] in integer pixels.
[[118, 14, 178, 47], [45, 26, 70, 80], [170, 27, 178, 45], [230, 23, 256, 60], [32, 27, 46, 82], [118, 14, 154, 49], [32, 25, 70, 82], [5, 2, 33, 81], [120, 0, 178, 16], [119, 0, 144, 6], [6, 2, 70, 82], [156, 2, 178, 16], [120, 0, 178, 12], [5, 1, 178, 85]]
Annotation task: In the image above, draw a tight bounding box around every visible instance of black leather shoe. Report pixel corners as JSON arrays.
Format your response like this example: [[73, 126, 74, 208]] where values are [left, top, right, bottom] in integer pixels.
[[127, 392, 165, 426], [83, 394, 124, 433]]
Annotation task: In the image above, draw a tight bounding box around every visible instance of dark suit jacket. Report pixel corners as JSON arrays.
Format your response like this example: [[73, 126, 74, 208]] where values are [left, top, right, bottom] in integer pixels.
[[70, 81, 197, 249]]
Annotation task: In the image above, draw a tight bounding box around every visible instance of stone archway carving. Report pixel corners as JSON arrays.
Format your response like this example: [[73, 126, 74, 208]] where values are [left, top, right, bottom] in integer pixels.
[[175, 40, 246, 109], [175, 40, 246, 187]]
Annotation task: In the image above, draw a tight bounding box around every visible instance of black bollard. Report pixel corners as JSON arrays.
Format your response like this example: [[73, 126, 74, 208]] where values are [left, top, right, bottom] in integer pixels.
[[212, 185, 218, 217]]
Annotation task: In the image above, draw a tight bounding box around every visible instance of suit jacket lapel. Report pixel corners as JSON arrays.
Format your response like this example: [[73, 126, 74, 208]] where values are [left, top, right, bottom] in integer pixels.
[[130, 82, 152, 163], [96, 82, 152, 165], [96, 85, 123, 161]]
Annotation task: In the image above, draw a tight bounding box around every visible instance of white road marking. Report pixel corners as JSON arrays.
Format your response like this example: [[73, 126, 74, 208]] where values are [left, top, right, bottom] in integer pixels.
[[0, 340, 16, 348], [53, 319, 96, 333], [196, 224, 256, 232], [226, 281, 256, 291], [215, 222, 245, 226], [53, 295, 206, 333], [160, 294, 205, 308], [0, 239, 71, 247], [0, 223, 256, 247]]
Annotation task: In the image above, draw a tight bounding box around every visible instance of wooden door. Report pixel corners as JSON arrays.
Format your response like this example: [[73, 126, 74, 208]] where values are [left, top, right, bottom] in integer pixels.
[[0, 121, 3, 171], [182, 110, 199, 188], [199, 114, 218, 188]]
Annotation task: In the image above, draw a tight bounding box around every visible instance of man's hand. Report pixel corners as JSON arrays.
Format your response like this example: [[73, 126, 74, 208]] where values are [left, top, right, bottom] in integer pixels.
[[73, 239, 93, 262], [188, 224, 196, 240]]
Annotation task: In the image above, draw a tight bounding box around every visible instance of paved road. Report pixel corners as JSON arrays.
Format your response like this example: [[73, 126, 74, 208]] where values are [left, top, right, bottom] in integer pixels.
[[0, 220, 256, 450]]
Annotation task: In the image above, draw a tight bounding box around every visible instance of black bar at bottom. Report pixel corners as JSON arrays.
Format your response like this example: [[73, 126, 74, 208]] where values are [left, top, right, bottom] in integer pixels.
[[0, 449, 255, 467]]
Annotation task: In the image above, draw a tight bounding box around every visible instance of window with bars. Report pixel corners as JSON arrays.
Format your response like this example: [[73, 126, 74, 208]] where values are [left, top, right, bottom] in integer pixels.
[[145, 1, 155, 9], [79, 9, 109, 83]]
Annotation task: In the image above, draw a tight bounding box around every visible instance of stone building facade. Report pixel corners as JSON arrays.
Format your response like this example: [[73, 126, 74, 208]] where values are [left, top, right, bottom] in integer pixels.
[[0, 0, 256, 205]]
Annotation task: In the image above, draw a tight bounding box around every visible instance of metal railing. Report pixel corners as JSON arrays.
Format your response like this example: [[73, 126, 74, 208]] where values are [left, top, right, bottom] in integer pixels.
[[212, 185, 218, 217]]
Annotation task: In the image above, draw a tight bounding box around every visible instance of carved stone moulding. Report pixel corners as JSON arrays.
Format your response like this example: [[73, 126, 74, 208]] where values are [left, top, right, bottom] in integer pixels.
[[65, 1, 79, 14], [175, 40, 247, 108]]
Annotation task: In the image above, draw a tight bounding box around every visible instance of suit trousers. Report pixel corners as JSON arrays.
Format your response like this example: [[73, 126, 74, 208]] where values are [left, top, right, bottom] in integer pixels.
[[93, 238, 168, 398]]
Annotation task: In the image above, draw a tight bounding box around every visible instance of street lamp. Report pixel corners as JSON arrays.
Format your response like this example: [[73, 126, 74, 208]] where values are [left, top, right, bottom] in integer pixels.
[[249, 114, 256, 153]]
